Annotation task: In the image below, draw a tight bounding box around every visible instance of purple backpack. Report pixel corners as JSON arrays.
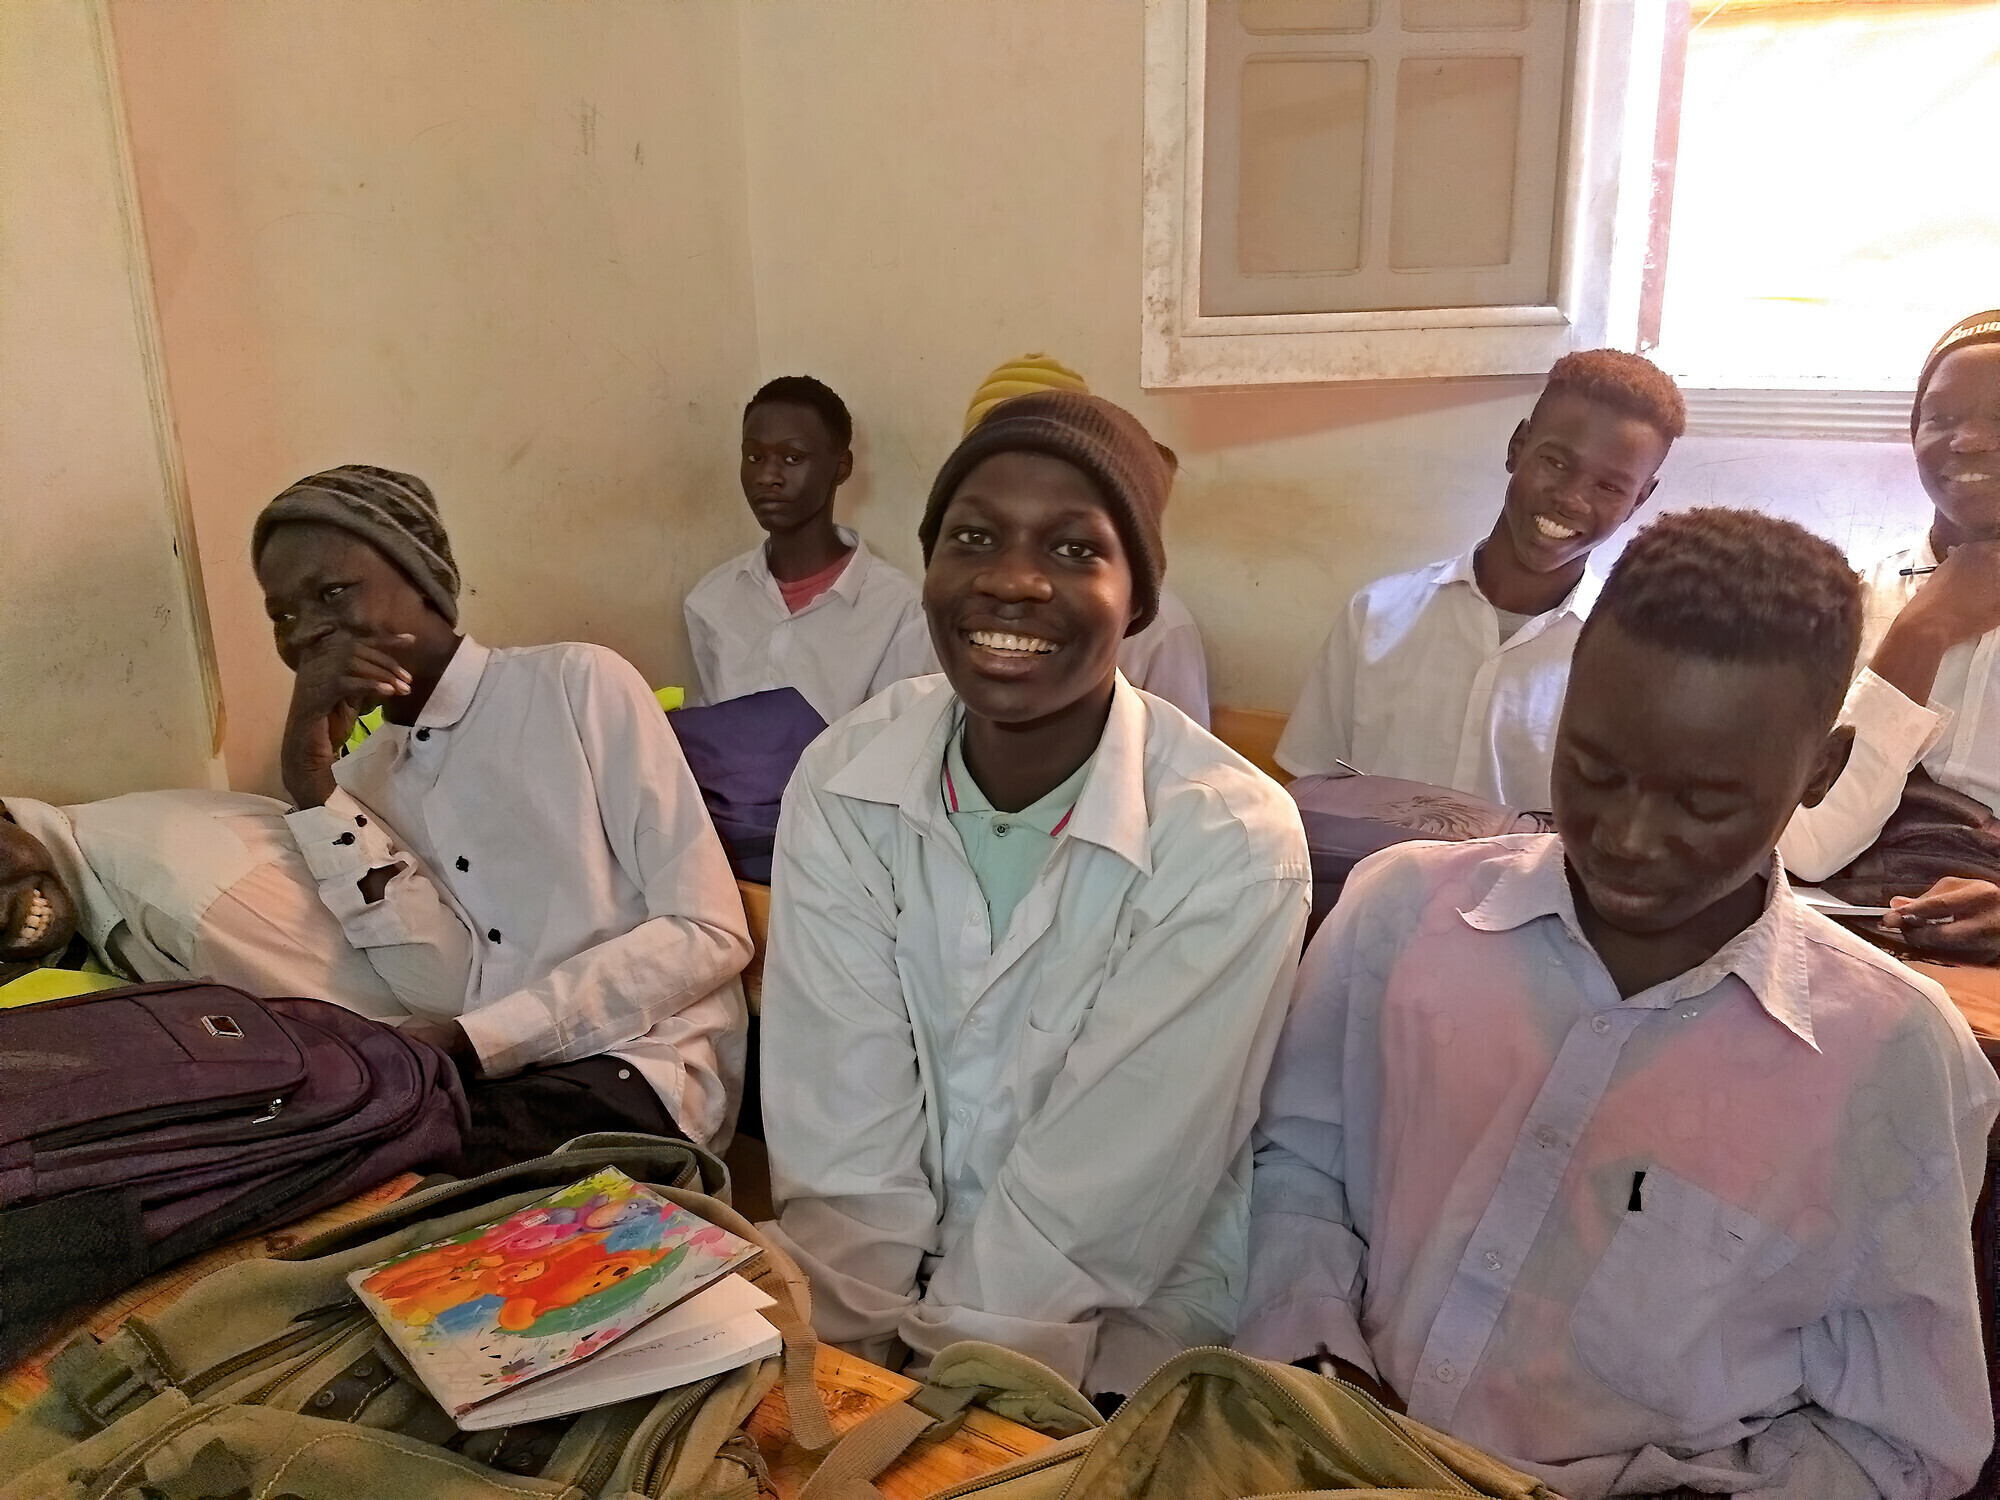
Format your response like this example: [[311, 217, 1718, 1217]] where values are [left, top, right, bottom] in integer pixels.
[[0, 981, 467, 1364]]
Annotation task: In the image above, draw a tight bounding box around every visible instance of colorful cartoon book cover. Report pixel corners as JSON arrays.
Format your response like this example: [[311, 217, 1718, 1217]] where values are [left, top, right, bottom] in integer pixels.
[[347, 1167, 759, 1417]]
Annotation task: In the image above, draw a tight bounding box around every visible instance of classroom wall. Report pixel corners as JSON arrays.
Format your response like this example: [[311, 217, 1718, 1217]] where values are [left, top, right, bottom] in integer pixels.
[[0, 1, 221, 805], [735, 0, 1932, 715], [109, 0, 760, 792]]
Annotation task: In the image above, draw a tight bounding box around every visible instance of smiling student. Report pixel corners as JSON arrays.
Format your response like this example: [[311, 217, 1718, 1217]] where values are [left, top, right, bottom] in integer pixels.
[[1781, 311, 2000, 960], [761, 392, 1310, 1395], [684, 376, 932, 722], [1241, 509, 1997, 1499], [254, 465, 751, 1168], [1277, 350, 1684, 808], [963, 355, 1212, 726]]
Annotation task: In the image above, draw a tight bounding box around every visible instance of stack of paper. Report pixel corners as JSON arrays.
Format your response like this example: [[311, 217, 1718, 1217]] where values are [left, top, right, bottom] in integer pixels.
[[348, 1166, 776, 1427]]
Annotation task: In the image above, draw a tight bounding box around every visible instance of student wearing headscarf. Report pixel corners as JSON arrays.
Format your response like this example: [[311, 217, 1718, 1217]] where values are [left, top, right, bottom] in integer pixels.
[[252, 465, 752, 1166], [1780, 311, 2000, 960], [962, 356, 1212, 727]]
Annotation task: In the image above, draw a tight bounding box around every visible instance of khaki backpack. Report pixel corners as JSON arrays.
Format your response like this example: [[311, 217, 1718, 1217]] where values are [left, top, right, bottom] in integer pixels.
[[795, 1342, 1564, 1500], [0, 1134, 837, 1500]]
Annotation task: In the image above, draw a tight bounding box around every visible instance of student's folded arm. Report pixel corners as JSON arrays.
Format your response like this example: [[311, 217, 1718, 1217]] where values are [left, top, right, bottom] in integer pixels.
[[1274, 598, 1361, 778], [1234, 897, 1377, 1378], [454, 648, 752, 1084], [283, 789, 476, 1016], [1795, 1162, 1996, 1494], [1778, 668, 1948, 882], [761, 765, 935, 1361], [906, 865, 1309, 1385]]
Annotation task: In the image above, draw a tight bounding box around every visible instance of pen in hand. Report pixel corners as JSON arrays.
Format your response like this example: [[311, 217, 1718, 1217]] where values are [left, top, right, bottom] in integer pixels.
[[1900, 565, 1938, 577]]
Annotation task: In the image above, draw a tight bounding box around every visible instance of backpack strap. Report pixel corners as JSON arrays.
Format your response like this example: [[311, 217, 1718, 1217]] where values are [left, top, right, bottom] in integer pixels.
[[43, 1320, 175, 1431], [795, 1380, 985, 1500]]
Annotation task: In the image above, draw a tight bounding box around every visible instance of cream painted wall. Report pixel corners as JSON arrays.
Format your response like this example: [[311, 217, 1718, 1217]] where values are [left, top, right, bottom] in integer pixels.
[[0, 1, 221, 804], [735, 0, 1933, 715], [110, 0, 760, 793]]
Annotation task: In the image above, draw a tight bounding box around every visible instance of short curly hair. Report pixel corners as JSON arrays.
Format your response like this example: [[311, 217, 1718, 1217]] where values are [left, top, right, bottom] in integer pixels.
[[1532, 349, 1687, 444], [745, 375, 853, 450], [1583, 508, 1861, 727]]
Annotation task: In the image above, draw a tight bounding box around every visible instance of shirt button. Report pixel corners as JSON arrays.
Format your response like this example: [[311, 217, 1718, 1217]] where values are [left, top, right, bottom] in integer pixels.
[[488, 929, 502, 943], [416, 728, 430, 741], [334, 832, 356, 846], [1436, 1362, 1457, 1384], [1483, 1250, 1502, 1271], [617, 1069, 631, 1081], [1680, 1008, 1698, 1020], [994, 822, 1011, 838], [1535, 1126, 1559, 1149], [953, 1106, 970, 1122], [456, 856, 470, 871], [1590, 1015, 1612, 1035], [354, 815, 367, 827]]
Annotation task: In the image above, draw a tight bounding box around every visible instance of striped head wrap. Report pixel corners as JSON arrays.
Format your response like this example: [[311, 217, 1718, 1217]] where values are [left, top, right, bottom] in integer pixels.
[[1914, 310, 2000, 437], [252, 465, 461, 624]]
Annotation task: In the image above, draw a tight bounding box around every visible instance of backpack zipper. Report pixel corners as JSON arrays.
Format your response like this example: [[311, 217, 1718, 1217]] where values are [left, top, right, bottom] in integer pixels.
[[629, 1374, 725, 1495], [37, 1094, 290, 1151], [180, 1305, 361, 1398]]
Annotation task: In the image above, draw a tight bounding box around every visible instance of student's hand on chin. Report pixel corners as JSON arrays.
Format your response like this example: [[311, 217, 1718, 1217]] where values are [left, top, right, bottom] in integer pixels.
[[1884, 877, 2000, 963], [280, 630, 415, 808]]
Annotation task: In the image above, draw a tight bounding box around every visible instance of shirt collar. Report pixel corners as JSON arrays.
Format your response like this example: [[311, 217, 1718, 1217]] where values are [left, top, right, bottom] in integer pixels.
[[824, 673, 1154, 873], [1444, 544, 1603, 622], [943, 727, 1093, 836], [415, 635, 490, 730], [742, 525, 870, 602], [1459, 834, 1817, 1048]]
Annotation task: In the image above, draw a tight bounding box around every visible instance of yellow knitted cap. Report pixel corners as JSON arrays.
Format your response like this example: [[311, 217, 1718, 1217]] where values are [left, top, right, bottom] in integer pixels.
[[962, 354, 1090, 436]]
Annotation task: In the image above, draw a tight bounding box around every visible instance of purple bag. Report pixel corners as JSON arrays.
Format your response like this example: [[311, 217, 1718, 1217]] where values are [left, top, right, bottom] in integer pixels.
[[668, 687, 827, 883], [1289, 774, 1552, 941], [0, 981, 467, 1364]]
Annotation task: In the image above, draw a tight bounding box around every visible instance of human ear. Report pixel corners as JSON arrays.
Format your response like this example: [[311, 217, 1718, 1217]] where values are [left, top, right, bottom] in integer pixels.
[[1631, 475, 1660, 513], [834, 449, 854, 488], [1799, 724, 1856, 808], [1505, 419, 1529, 473]]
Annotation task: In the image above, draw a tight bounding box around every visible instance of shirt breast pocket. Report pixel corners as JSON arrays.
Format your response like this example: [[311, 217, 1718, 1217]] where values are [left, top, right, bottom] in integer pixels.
[[1570, 1167, 1799, 1426]]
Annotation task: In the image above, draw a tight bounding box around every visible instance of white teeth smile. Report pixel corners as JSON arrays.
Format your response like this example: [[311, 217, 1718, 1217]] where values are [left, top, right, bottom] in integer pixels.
[[969, 630, 1058, 656], [1534, 514, 1582, 540], [1948, 473, 1994, 484], [19, 888, 51, 943]]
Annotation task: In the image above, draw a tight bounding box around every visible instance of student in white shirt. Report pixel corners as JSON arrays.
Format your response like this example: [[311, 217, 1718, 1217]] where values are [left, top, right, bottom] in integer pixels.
[[762, 392, 1310, 1398], [1276, 350, 1686, 809], [1, 790, 426, 1018], [253, 465, 751, 1170], [962, 354, 1212, 726], [684, 376, 932, 722], [1780, 311, 2000, 962], [1242, 510, 1997, 1500]]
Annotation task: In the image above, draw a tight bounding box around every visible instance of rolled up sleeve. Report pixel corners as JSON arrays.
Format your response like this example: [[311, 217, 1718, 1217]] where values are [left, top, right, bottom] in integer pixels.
[[1780, 669, 1948, 882]]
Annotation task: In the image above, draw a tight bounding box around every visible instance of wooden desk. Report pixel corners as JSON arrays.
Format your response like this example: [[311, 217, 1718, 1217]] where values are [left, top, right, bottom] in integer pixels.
[[1211, 705, 1289, 784], [748, 1346, 1053, 1499], [1912, 960, 2000, 1053]]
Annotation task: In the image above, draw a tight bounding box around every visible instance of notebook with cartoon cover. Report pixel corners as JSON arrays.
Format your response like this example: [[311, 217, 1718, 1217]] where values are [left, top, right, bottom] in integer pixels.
[[348, 1166, 763, 1421]]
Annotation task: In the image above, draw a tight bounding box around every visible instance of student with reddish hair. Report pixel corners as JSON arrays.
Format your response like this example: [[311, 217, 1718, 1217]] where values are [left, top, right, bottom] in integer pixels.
[[1278, 349, 1685, 809]]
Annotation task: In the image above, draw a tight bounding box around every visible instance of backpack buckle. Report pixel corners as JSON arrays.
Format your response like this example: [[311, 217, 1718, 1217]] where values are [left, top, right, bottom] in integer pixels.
[[46, 1332, 171, 1429]]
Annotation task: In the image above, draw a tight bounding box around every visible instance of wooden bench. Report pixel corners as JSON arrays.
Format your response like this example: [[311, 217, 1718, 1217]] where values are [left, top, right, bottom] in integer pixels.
[[1210, 704, 1289, 784]]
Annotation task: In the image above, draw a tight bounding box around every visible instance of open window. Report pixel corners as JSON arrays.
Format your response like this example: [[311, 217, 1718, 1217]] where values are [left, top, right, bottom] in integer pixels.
[[1143, 0, 2000, 437]]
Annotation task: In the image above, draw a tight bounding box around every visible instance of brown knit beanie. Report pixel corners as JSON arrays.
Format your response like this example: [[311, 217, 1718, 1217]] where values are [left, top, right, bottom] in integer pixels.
[[253, 465, 461, 625], [919, 391, 1170, 635], [1914, 310, 2000, 437]]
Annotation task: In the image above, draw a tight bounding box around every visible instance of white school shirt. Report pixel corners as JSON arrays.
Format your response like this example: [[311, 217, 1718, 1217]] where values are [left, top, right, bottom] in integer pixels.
[[1274, 547, 1599, 810], [8, 791, 423, 1020], [1240, 834, 1998, 1500], [285, 637, 752, 1146], [683, 526, 935, 722], [1780, 534, 2000, 881], [762, 673, 1311, 1394], [1117, 585, 1211, 728]]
